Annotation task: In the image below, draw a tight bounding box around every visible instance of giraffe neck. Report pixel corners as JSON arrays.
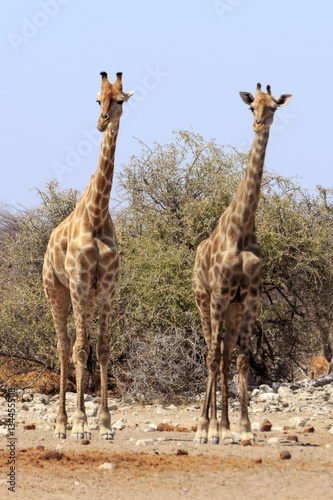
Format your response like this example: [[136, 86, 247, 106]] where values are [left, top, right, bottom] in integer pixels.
[[86, 119, 120, 224], [230, 130, 269, 234]]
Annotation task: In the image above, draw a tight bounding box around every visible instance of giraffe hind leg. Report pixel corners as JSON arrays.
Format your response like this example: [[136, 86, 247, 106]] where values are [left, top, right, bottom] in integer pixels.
[[43, 260, 70, 439], [97, 292, 116, 440]]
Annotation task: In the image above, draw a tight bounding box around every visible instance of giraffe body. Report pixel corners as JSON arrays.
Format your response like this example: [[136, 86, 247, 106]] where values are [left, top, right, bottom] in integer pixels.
[[43, 72, 133, 440], [192, 84, 292, 444]]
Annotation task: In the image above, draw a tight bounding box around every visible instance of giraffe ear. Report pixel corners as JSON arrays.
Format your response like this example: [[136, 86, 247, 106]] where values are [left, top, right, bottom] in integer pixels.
[[239, 92, 255, 105], [275, 94, 292, 107], [123, 91, 135, 102]]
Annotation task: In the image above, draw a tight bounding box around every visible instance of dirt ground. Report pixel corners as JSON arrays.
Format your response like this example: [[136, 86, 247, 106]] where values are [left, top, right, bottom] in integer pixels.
[[1, 402, 333, 500]]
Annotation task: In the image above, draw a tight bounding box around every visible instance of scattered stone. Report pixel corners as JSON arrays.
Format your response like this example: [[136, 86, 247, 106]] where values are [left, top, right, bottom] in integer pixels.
[[254, 458, 262, 464], [0, 428, 8, 438], [143, 427, 155, 433], [80, 439, 90, 445], [33, 393, 49, 405], [258, 393, 281, 403], [155, 407, 168, 415], [23, 424, 36, 430], [261, 420, 272, 432], [328, 427, 333, 435], [251, 422, 261, 432], [241, 439, 252, 446], [36, 445, 45, 451], [289, 417, 308, 428], [112, 419, 126, 431], [259, 384, 274, 393], [157, 423, 174, 432], [303, 426, 315, 433], [166, 404, 179, 411], [99, 462, 117, 470], [56, 444, 64, 450], [41, 451, 63, 461], [176, 449, 188, 455], [251, 388, 261, 398], [287, 435, 299, 442], [191, 425, 198, 432], [267, 437, 282, 444], [280, 451, 291, 460], [135, 439, 156, 446]]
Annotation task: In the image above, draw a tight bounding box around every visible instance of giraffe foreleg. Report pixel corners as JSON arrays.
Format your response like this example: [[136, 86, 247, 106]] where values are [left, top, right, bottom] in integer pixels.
[[71, 284, 91, 440], [237, 301, 260, 442], [97, 293, 116, 440], [220, 302, 243, 444]]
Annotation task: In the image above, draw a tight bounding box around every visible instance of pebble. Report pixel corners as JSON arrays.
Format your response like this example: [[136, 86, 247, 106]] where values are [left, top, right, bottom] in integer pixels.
[[261, 420, 272, 432], [100, 462, 117, 470], [136, 439, 156, 446], [280, 450, 292, 460], [289, 417, 308, 428]]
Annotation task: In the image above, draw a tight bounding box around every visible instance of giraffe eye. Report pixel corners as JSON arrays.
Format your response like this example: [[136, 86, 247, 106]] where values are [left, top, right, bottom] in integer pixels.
[[96, 100, 101, 105], [249, 107, 254, 113]]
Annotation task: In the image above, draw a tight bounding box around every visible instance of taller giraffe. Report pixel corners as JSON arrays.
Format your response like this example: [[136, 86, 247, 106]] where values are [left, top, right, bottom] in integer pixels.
[[192, 83, 292, 444], [43, 72, 134, 440]]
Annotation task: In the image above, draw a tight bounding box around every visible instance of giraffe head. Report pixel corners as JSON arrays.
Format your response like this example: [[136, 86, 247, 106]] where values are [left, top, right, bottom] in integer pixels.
[[240, 83, 292, 133], [97, 72, 134, 132]]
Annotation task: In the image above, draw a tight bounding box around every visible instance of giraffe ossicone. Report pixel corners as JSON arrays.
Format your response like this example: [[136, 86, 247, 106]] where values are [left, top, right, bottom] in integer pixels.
[[43, 72, 134, 440], [192, 83, 292, 445]]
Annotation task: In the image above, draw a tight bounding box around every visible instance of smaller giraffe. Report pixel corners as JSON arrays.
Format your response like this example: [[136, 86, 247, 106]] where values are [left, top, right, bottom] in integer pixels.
[[192, 83, 292, 444], [43, 72, 133, 440]]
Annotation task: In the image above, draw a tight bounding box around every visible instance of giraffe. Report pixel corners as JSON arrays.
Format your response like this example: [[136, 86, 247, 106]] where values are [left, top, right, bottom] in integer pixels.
[[43, 71, 134, 440], [192, 83, 292, 444]]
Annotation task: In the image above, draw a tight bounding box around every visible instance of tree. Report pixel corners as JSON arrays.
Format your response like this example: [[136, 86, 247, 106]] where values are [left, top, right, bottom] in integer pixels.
[[1, 133, 333, 399]]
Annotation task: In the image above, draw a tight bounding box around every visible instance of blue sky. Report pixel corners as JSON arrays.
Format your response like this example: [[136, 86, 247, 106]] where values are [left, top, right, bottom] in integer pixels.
[[1, 0, 332, 209]]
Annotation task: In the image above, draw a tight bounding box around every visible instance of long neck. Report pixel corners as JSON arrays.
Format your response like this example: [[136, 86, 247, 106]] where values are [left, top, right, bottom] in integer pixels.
[[86, 119, 120, 224], [230, 129, 269, 233]]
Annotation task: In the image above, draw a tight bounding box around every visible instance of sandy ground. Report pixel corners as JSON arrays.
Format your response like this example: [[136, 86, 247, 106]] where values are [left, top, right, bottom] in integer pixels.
[[1, 401, 333, 500]]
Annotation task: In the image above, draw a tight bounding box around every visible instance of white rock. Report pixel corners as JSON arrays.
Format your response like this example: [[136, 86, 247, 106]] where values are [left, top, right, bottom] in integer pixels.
[[251, 422, 261, 432], [289, 417, 308, 428], [56, 444, 64, 450], [267, 437, 283, 444], [0, 397, 7, 406], [143, 427, 155, 433], [0, 428, 8, 438], [148, 423, 158, 430], [277, 387, 294, 399], [166, 404, 178, 411], [257, 393, 281, 403], [251, 389, 261, 398], [112, 420, 125, 431], [155, 407, 168, 415], [136, 439, 156, 446], [328, 427, 333, 435], [259, 384, 274, 393], [33, 394, 49, 405], [100, 462, 117, 470], [86, 407, 98, 418], [43, 414, 56, 422]]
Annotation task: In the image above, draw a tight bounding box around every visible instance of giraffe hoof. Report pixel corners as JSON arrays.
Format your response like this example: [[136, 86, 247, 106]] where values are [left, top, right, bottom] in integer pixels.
[[221, 437, 235, 445], [193, 437, 208, 445], [54, 433, 66, 439], [208, 436, 220, 445], [71, 432, 91, 440], [100, 431, 114, 440]]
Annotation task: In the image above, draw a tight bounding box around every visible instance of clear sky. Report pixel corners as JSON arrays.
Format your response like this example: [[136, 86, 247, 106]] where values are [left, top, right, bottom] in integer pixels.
[[1, 0, 332, 209]]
